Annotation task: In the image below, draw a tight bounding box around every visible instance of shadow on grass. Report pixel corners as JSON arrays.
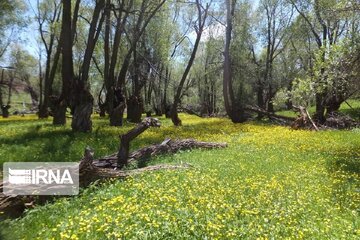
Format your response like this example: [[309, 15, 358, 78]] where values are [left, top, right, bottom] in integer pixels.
[[326, 148, 360, 209], [0, 118, 46, 126], [327, 148, 360, 175], [340, 108, 360, 120]]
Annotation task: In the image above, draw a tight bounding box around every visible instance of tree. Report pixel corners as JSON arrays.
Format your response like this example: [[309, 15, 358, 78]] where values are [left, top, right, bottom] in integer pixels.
[[71, 0, 106, 132], [223, 0, 247, 123], [106, 0, 166, 126], [170, 0, 210, 126], [0, 67, 14, 118], [9, 46, 39, 108], [0, 0, 26, 60], [35, 0, 62, 118], [52, 0, 73, 125], [289, 0, 349, 122], [256, 0, 294, 114]]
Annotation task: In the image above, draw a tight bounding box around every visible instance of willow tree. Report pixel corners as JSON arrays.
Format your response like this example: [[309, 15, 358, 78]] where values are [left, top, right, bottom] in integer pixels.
[[71, 0, 106, 132], [289, 0, 349, 123], [223, 0, 247, 123], [109, 0, 166, 126], [170, 0, 210, 126], [52, 0, 73, 125], [35, 0, 62, 118]]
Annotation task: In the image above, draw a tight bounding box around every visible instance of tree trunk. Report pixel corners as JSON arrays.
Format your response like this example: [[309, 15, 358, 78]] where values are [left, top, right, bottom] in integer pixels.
[[313, 93, 326, 123], [99, 103, 106, 117], [117, 117, 160, 168], [52, 100, 67, 125], [71, 88, 94, 132], [0, 134, 227, 219], [223, 0, 246, 123], [110, 103, 125, 126], [325, 95, 342, 115], [70, 0, 104, 132], [109, 88, 126, 126], [54, 0, 73, 125], [127, 95, 143, 123], [1, 105, 10, 118], [256, 83, 265, 119], [97, 138, 227, 168], [171, 1, 209, 126]]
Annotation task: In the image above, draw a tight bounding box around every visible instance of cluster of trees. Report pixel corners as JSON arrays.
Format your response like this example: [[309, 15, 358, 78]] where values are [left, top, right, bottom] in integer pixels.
[[0, 0, 359, 131]]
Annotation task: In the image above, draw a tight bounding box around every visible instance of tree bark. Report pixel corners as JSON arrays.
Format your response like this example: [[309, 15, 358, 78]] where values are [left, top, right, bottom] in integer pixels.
[[127, 95, 143, 123], [96, 138, 227, 168], [71, 81, 94, 132], [53, 0, 74, 125], [117, 117, 161, 168], [223, 0, 247, 123], [71, 0, 105, 132]]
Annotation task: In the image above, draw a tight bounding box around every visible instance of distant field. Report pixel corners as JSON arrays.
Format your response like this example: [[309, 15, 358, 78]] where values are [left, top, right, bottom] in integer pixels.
[[0, 114, 359, 239]]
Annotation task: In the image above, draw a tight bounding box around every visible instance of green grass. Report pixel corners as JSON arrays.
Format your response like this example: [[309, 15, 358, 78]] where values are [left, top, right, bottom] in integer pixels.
[[276, 99, 360, 119], [0, 114, 359, 239]]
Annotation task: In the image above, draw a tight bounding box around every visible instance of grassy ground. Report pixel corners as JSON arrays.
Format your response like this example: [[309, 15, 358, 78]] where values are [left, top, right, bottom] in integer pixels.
[[0, 114, 359, 239], [277, 99, 360, 120]]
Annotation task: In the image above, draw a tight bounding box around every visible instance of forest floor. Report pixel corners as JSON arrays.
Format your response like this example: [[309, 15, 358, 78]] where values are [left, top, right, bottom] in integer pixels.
[[0, 105, 359, 239]]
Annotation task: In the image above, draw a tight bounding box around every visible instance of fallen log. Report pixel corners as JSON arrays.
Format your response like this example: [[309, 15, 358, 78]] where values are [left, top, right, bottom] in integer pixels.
[[178, 106, 202, 118], [79, 147, 192, 187], [0, 116, 227, 219], [94, 138, 227, 168], [244, 105, 296, 123], [291, 106, 319, 131], [117, 117, 161, 168], [0, 147, 193, 220]]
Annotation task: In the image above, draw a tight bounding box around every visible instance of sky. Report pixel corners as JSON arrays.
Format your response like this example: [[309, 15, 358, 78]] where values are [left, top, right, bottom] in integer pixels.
[[15, 0, 260, 62], [21, 0, 40, 57]]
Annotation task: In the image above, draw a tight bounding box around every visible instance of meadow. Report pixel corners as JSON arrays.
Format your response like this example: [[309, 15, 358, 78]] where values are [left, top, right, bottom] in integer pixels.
[[0, 111, 359, 239]]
